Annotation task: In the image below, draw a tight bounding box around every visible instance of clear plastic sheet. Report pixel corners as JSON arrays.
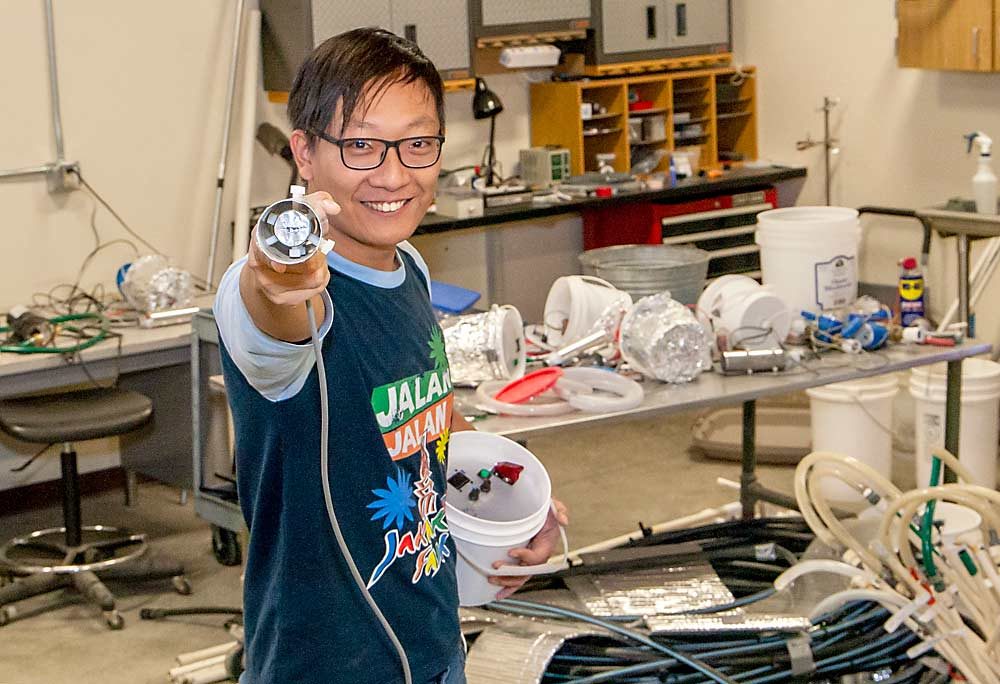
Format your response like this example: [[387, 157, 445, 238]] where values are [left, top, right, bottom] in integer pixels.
[[619, 291, 708, 383], [120, 254, 193, 313]]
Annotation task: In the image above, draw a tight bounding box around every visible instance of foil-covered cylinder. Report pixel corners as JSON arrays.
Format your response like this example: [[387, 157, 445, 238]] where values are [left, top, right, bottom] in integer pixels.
[[619, 291, 708, 383], [442, 305, 526, 386], [121, 255, 194, 314]]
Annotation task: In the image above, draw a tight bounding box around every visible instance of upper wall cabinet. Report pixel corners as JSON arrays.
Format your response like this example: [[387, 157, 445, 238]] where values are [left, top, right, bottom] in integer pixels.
[[470, 0, 592, 37], [261, 0, 471, 92], [897, 0, 994, 71], [587, 0, 731, 66]]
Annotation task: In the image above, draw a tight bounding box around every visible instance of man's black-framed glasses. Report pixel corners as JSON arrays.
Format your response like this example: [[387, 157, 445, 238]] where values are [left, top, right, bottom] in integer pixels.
[[310, 130, 445, 170]]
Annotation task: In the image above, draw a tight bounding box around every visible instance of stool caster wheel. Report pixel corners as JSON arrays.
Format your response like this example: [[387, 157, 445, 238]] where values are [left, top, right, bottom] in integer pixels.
[[0, 605, 16, 626], [104, 609, 124, 630], [212, 526, 242, 567], [172, 575, 192, 595]]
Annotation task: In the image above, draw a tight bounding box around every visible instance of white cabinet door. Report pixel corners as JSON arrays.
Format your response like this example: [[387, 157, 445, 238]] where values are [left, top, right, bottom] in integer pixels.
[[390, 0, 471, 71], [310, 2, 393, 45], [601, 0, 670, 55], [664, 0, 729, 49]]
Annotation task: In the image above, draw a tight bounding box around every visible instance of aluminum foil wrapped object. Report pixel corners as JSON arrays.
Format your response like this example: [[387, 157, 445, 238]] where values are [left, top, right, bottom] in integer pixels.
[[619, 291, 708, 383], [121, 255, 193, 314], [441, 305, 526, 386]]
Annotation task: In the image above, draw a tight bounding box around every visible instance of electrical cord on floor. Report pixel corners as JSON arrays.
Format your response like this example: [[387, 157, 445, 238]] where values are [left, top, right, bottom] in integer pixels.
[[306, 298, 412, 684]]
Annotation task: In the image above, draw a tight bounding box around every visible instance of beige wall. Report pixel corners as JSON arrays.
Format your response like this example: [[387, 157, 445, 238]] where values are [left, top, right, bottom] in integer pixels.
[[733, 0, 1000, 342]]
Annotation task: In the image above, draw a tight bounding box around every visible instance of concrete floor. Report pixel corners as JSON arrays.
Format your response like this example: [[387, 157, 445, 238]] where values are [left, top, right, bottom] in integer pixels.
[[0, 410, 799, 684]]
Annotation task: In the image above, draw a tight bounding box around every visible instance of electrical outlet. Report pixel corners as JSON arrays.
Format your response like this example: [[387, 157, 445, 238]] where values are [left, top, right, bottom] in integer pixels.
[[46, 160, 80, 194]]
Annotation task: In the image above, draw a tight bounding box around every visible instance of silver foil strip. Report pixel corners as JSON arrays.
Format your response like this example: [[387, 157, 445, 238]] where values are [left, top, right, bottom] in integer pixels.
[[464, 615, 601, 684]]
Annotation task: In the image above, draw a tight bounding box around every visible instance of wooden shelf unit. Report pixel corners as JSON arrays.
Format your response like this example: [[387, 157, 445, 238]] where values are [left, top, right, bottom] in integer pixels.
[[530, 67, 757, 176]]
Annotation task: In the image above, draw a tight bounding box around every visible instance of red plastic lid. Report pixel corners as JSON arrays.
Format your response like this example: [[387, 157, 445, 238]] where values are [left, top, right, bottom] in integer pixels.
[[594, 186, 614, 199], [494, 367, 563, 404], [901, 257, 918, 270]]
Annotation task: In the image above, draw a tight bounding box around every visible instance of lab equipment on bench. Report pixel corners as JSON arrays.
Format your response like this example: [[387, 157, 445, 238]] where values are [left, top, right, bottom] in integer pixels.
[[441, 305, 526, 386], [518, 146, 570, 187]]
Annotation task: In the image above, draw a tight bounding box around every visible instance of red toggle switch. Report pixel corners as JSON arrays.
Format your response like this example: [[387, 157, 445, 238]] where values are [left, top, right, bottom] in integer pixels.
[[493, 461, 525, 485]]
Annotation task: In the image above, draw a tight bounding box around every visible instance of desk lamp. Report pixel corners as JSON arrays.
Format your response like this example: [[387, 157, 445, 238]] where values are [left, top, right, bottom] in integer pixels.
[[472, 78, 503, 187]]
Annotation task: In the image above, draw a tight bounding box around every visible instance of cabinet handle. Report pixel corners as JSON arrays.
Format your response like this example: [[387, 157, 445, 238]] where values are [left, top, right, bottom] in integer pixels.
[[676, 3, 688, 37], [646, 6, 657, 39], [972, 26, 980, 63], [405, 23, 417, 44]]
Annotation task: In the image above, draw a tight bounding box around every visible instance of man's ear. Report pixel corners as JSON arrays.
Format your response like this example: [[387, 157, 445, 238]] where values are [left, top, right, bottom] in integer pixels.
[[289, 129, 314, 182]]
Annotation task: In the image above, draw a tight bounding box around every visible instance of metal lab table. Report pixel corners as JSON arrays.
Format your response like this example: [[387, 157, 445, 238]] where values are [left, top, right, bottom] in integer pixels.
[[916, 206, 1000, 336], [192, 306, 990, 529], [462, 342, 991, 518], [0, 298, 214, 497]]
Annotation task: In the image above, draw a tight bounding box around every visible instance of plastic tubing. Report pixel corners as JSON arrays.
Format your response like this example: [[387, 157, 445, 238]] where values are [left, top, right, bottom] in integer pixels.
[[773, 559, 872, 592], [475, 380, 576, 416], [553, 367, 644, 413], [807, 589, 908, 622]]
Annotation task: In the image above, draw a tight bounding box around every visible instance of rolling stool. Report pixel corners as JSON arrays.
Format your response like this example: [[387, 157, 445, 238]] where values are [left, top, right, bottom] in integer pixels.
[[0, 387, 191, 629]]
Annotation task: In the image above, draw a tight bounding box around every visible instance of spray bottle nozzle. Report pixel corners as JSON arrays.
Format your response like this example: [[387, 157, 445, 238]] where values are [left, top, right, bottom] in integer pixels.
[[966, 132, 993, 156]]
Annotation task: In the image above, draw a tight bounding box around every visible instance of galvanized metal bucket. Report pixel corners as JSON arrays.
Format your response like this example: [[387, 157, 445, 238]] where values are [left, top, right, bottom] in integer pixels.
[[578, 244, 711, 305]]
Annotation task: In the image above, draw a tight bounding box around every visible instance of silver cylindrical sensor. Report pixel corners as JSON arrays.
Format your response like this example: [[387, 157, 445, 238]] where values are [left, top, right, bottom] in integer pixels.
[[255, 185, 333, 264]]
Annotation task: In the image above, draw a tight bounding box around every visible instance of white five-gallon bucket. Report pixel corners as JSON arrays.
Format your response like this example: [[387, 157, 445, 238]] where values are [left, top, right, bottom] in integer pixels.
[[755, 206, 861, 314], [909, 359, 1000, 489], [806, 375, 899, 504], [445, 431, 568, 606], [544, 275, 632, 347], [697, 274, 792, 348]]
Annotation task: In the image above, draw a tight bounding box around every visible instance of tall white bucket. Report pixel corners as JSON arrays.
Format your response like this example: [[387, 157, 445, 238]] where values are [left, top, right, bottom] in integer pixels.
[[755, 206, 861, 314], [806, 375, 899, 503], [544, 275, 632, 347], [909, 359, 1000, 488], [445, 432, 567, 606]]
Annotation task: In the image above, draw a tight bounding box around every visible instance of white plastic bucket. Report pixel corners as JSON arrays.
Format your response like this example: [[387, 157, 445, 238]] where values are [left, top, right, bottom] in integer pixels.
[[755, 206, 861, 314], [442, 305, 526, 386], [697, 274, 792, 348], [806, 375, 899, 503], [909, 359, 1000, 489], [544, 275, 632, 347], [445, 431, 568, 606]]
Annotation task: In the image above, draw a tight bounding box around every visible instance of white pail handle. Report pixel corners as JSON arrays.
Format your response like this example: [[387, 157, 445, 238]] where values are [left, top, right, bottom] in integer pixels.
[[459, 501, 570, 577], [577, 275, 618, 290]]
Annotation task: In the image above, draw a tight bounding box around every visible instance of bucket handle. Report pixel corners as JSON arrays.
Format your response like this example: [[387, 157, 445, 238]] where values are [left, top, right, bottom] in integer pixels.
[[576, 275, 618, 291], [458, 501, 571, 578]]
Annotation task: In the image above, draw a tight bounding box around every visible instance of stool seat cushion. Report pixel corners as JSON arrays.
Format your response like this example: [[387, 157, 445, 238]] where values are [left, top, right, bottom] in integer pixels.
[[0, 387, 153, 444]]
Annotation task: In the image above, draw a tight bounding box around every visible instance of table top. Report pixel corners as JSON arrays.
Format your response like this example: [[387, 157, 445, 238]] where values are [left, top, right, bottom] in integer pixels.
[[0, 295, 213, 379], [461, 342, 992, 441], [417, 165, 807, 235], [916, 206, 1000, 238]]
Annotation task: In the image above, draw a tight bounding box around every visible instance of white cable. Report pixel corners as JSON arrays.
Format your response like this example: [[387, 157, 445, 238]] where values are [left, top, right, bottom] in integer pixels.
[[307, 300, 412, 684], [772, 559, 871, 592], [553, 367, 644, 413]]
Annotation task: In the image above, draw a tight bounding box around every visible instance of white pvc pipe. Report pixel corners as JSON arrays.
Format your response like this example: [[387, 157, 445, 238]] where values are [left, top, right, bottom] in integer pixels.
[[175, 642, 237, 666], [181, 663, 230, 684], [938, 238, 1000, 332], [169, 654, 226, 679], [232, 8, 261, 262], [560, 501, 742, 562]]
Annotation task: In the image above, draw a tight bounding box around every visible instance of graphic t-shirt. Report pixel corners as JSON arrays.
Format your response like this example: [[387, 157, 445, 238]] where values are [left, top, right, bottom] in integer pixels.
[[217, 248, 461, 684]]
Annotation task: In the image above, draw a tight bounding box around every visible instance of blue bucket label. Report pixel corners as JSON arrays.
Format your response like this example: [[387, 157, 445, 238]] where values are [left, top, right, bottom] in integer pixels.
[[814, 254, 857, 310]]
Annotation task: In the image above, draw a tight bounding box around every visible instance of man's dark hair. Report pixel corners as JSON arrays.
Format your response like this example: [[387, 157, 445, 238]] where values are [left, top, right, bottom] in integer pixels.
[[288, 27, 445, 145]]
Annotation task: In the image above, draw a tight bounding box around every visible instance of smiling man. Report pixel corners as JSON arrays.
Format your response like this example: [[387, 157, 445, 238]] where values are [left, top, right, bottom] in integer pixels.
[[213, 28, 566, 684]]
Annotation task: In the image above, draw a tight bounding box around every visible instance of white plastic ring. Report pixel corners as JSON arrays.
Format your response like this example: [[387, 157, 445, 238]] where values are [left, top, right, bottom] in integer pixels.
[[475, 380, 575, 417], [553, 367, 644, 413]]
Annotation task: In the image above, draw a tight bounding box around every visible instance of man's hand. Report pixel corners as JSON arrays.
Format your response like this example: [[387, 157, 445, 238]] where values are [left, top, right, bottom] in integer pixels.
[[240, 191, 341, 342], [245, 191, 341, 307], [489, 498, 569, 600]]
